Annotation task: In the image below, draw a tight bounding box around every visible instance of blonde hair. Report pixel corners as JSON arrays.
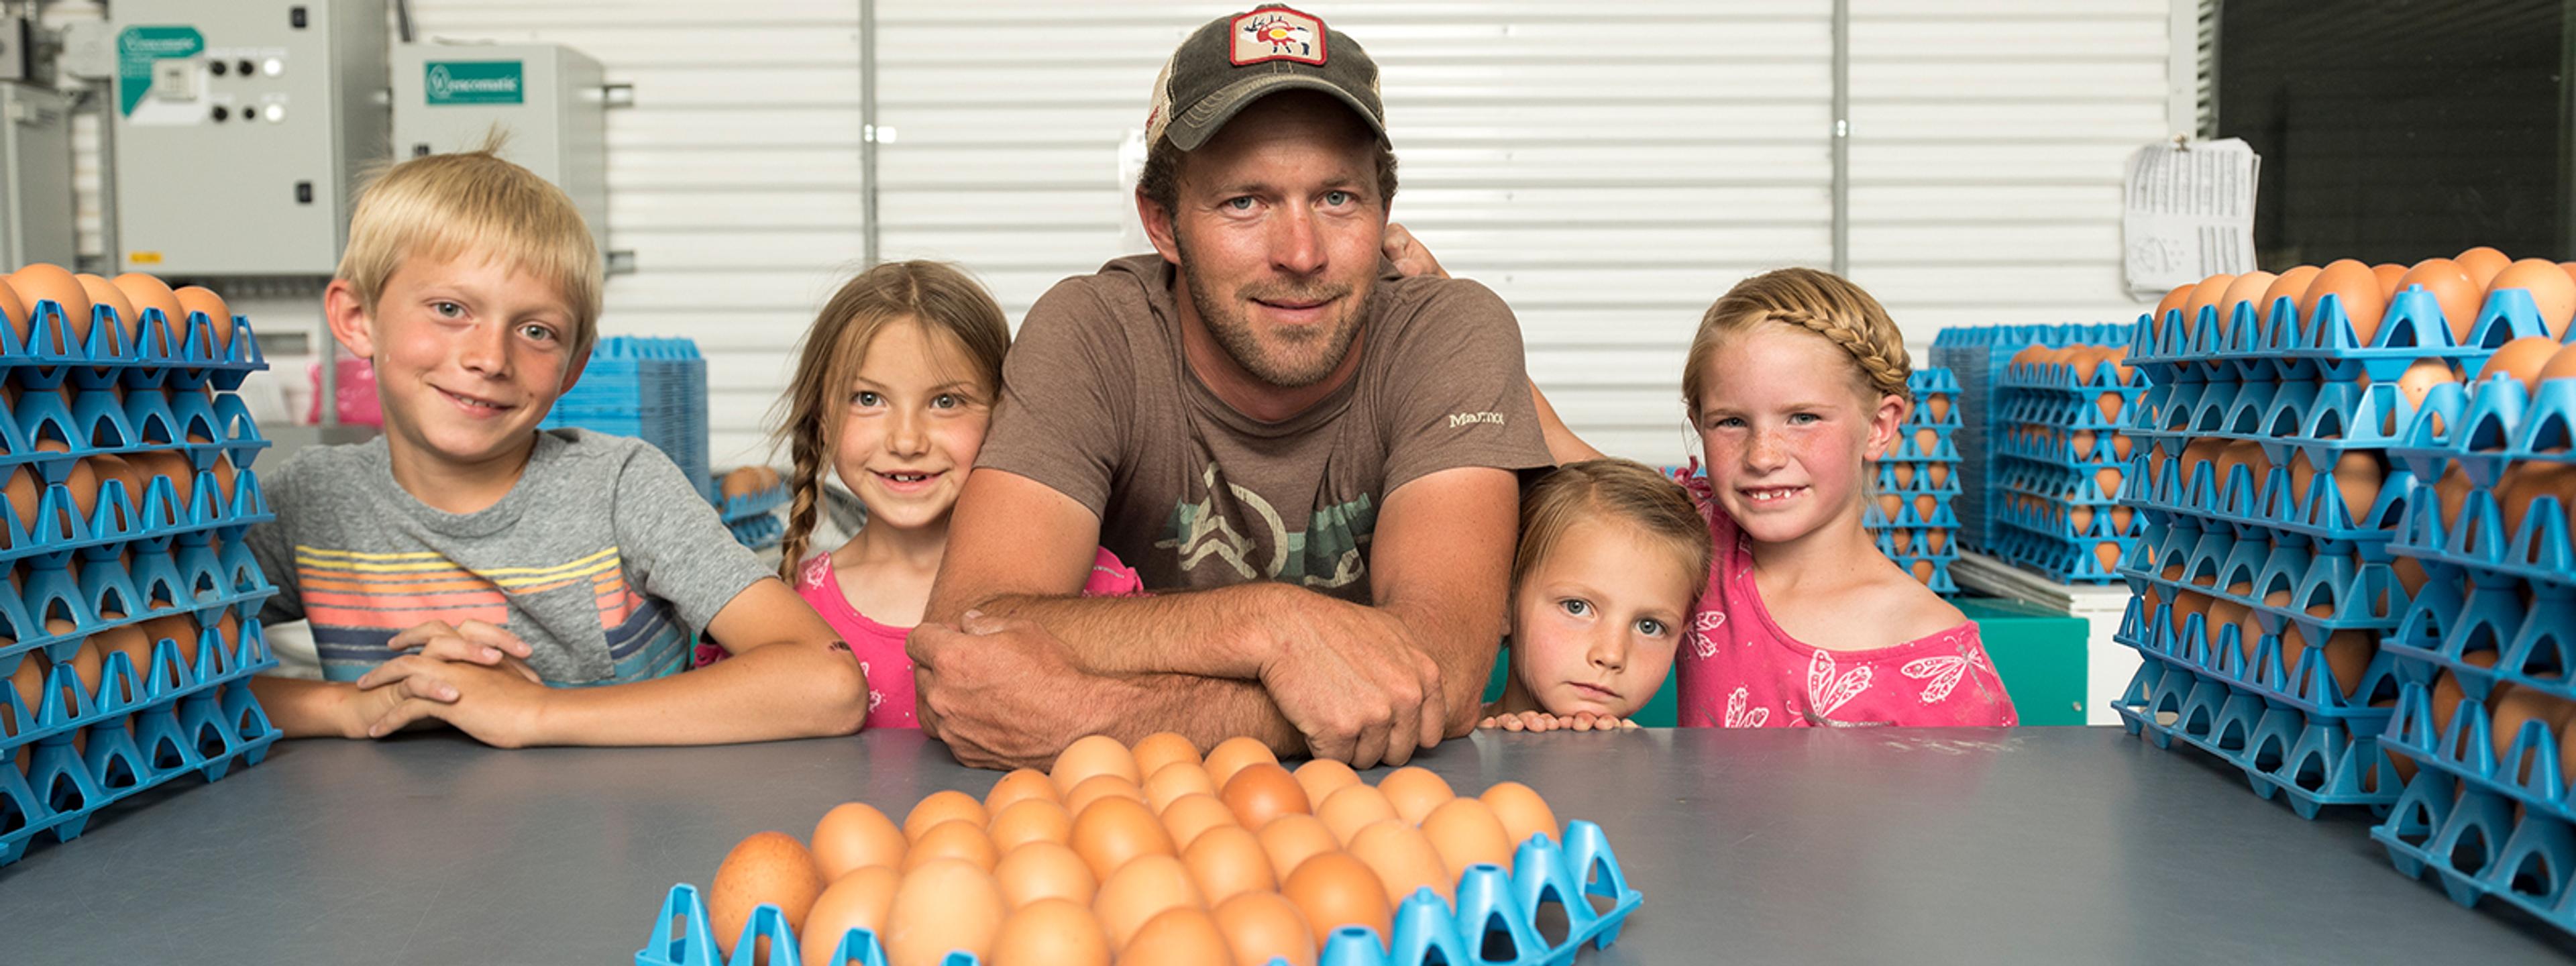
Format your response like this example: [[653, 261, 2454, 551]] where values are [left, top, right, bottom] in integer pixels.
[[1682, 267, 1910, 422], [771, 261, 1010, 577], [336, 131, 603, 354], [1514, 459, 1713, 608]]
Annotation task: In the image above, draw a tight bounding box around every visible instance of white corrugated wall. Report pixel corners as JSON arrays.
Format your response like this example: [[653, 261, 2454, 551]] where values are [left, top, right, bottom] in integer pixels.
[[48, 1, 2179, 468]]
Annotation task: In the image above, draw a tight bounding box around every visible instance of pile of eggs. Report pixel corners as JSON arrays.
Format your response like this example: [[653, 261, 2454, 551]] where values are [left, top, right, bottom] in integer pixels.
[[1, 263, 235, 360], [2152, 248, 2575, 372], [2422, 658, 2576, 788], [1998, 341, 2142, 576], [1868, 376, 1959, 588], [701, 733, 1567, 966]]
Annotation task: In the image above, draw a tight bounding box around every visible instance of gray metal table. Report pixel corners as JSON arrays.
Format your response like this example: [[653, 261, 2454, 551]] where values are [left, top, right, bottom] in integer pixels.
[[5, 727, 2571, 964]]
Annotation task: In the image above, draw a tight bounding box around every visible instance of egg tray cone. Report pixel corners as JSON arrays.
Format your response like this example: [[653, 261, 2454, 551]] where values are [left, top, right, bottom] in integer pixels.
[[0, 617, 281, 868], [2371, 767, 2576, 936], [2111, 658, 2406, 820], [0, 301, 266, 388], [635, 820, 1645, 966]]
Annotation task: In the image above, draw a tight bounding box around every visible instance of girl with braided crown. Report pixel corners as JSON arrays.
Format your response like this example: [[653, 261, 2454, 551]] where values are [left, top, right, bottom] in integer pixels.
[[1666, 268, 2015, 727], [697, 261, 1138, 727]]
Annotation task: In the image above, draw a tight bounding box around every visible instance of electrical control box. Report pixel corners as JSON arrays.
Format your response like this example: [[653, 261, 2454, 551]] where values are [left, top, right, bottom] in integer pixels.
[[1, 81, 76, 269], [108, 0, 388, 275], [391, 42, 609, 253]]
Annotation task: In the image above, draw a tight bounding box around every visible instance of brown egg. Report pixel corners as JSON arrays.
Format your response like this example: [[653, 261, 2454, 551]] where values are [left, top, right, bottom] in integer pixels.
[[989, 798, 1073, 853], [2371, 263, 2408, 299], [7, 647, 44, 727], [2, 466, 38, 539], [813, 803, 908, 880], [2430, 652, 2500, 737], [92, 623, 155, 695], [1214, 891, 1318, 966], [985, 767, 1059, 812], [2456, 247, 2512, 288], [988, 898, 1111, 966], [2304, 260, 2388, 347], [172, 286, 232, 356], [994, 840, 1097, 908], [2316, 628, 2375, 701], [2398, 259, 2483, 341], [1144, 760, 1218, 812], [1929, 529, 1951, 554], [66, 638, 103, 698], [1291, 758, 1360, 806], [2260, 266, 2322, 323], [720, 466, 767, 499], [1159, 792, 1239, 851], [111, 273, 182, 355], [76, 274, 134, 350], [2153, 282, 2194, 321], [707, 832, 827, 961], [904, 819, 998, 872], [2485, 684, 2551, 767], [2491, 260, 2576, 338], [1419, 797, 1515, 878], [1093, 853, 1204, 950], [1183, 822, 1278, 908], [1065, 774, 1148, 818], [2488, 335, 2565, 393], [1069, 795, 1174, 879], [1316, 783, 1399, 845], [905, 790, 987, 839], [1220, 762, 1311, 829], [1203, 736, 1277, 790], [1375, 767, 1455, 825], [9, 264, 91, 347], [884, 858, 1006, 966], [1053, 733, 1141, 793], [1929, 394, 1953, 421], [1255, 814, 1341, 879], [2392, 556, 2431, 596], [2434, 464, 2474, 529], [1131, 731, 1201, 778], [1481, 781, 1560, 848], [2328, 450, 2385, 524], [1121, 906, 1233, 966], [2184, 273, 2239, 325], [1279, 851, 1393, 949], [1350, 820, 1454, 904], [2540, 342, 2576, 386], [2394, 358, 2461, 411], [2500, 464, 2576, 540], [2215, 271, 2277, 323], [140, 614, 199, 674], [800, 866, 902, 966]]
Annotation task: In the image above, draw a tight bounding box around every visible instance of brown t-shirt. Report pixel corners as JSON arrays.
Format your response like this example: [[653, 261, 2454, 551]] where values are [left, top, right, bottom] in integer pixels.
[[977, 254, 1550, 602]]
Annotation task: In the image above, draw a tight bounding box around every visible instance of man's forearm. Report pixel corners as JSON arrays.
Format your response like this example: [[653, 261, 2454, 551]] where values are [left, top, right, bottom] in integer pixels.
[[967, 582, 1289, 680], [1079, 669, 1307, 758]]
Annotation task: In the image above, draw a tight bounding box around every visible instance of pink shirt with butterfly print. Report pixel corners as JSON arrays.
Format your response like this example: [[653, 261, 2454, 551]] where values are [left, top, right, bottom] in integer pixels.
[[1673, 471, 2017, 729]]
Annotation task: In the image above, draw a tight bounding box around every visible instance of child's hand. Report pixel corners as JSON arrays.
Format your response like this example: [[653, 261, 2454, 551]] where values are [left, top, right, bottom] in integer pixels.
[[360, 657, 553, 747], [1478, 710, 1638, 732], [387, 620, 541, 682]]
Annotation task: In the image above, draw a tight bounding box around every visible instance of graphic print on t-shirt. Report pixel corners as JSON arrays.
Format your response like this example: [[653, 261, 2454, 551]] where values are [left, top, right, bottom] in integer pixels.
[[294, 543, 688, 685], [1156, 463, 1376, 590]]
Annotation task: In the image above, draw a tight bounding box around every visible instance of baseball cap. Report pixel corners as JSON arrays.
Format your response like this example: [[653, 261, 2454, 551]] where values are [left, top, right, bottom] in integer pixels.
[[1144, 5, 1387, 152]]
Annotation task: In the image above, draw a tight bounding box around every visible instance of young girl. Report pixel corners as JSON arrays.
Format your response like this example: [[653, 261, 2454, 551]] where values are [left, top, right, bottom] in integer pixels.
[[1479, 459, 1713, 732], [1669, 268, 2015, 727], [697, 261, 1138, 727]]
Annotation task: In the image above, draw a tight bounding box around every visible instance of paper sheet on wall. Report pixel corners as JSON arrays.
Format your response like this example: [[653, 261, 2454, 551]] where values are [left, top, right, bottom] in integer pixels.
[[2122, 138, 2260, 299]]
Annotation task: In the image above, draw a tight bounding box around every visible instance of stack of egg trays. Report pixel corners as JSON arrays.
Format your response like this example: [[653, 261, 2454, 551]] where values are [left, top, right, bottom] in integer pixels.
[[636, 822, 1645, 966], [710, 474, 790, 551], [1929, 323, 2131, 555], [0, 297, 281, 868], [724, 513, 784, 553], [2371, 370, 2576, 935], [2104, 286, 2522, 819], [1869, 368, 1963, 594], [1986, 352, 2149, 583], [547, 337, 713, 503]]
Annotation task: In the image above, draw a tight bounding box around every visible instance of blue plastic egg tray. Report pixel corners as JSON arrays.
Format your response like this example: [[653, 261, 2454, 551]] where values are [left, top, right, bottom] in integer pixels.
[[2381, 393, 2576, 592], [2373, 767, 2576, 935], [0, 299, 266, 385], [2111, 532, 2410, 721], [2112, 657, 2407, 818], [2379, 578, 2575, 707], [1933, 325, 2134, 555], [2122, 447, 2412, 550], [635, 820, 1644, 966], [716, 478, 790, 525], [2125, 286, 2541, 383], [726, 513, 784, 553], [549, 337, 712, 504]]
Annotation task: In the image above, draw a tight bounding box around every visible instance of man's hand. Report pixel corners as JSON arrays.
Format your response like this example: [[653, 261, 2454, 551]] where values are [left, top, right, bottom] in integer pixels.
[[360, 657, 554, 747], [1383, 223, 1450, 280], [1479, 709, 1636, 732], [1250, 588, 1446, 768], [910, 612, 1128, 770]]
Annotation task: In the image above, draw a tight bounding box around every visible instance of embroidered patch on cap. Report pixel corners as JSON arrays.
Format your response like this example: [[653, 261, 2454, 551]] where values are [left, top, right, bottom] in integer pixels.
[[1231, 7, 1327, 66]]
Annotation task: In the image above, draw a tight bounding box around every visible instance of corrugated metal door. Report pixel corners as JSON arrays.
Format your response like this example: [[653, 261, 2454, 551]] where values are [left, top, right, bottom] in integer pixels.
[[874, 1, 1838, 465]]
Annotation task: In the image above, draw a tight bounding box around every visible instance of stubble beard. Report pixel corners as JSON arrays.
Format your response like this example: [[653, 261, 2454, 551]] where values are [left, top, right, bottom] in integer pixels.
[[1177, 235, 1369, 389]]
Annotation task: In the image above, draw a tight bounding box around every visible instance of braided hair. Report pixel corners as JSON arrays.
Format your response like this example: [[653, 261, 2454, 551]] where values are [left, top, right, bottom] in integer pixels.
[[769, 261, 1010, 580], [1681, 267, 1911, 424]]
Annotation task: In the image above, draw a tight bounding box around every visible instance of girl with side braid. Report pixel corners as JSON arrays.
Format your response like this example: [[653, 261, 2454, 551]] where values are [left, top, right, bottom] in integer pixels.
[[694, 261, 1140, 727]]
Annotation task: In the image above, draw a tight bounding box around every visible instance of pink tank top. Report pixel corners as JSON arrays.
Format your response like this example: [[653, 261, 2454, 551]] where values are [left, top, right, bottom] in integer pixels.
[[694, 547, 1144, 729], [1674, 472, 2017, 729]]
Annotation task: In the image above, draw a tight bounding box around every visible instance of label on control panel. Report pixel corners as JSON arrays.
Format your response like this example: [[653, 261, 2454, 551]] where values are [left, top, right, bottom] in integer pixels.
[[117, 25, 205, 118], [425, 61, 525, 105]]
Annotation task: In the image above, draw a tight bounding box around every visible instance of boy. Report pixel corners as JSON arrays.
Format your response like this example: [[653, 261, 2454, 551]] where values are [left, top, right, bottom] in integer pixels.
[[246, 144, 869, 745]]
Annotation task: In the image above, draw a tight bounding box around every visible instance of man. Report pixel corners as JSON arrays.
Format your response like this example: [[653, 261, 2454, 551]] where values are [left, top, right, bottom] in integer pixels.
[[911, 5, 1552, 769]]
